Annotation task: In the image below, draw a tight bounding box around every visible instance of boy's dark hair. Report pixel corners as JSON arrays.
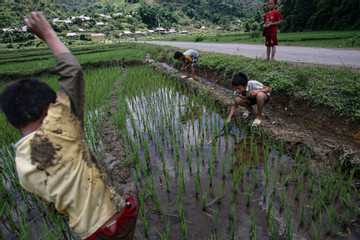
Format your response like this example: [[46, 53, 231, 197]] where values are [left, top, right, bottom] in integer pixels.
[[174, 51, 184, 59], [0, 78, 56, 128], [269, 0, 277, 3], [232, 72, 248, 87]]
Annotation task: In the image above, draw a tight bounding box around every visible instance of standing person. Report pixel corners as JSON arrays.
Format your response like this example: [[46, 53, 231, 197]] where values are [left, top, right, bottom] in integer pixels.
[[227, 72, 271, 126], [0, 12, 139, 239], [263, 0, 282, 61], [174, 49, 200, 79]]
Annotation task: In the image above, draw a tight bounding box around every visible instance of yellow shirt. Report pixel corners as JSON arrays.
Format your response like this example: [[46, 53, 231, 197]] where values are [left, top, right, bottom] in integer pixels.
[[14, 53, 123, 239]]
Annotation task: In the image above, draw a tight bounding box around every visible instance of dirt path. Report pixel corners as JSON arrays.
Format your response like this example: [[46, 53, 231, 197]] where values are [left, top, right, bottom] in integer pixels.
[[138, 41, 360, 69]]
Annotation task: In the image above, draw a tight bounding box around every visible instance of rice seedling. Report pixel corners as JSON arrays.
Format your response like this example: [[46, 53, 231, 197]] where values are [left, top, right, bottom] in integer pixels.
[[249, 211, 257, 240], [268, 215, 275, 240], [247, 184, 254, 207], [231, 216, 237, 240], [203, 190, 208, 212], [311, 211, 324, 240], [285, 207, 292, 240], [300, 203, 306, 228], [140, 190, 149, 237], [222, 156, 226, 180], [295, 180, 303, 201]]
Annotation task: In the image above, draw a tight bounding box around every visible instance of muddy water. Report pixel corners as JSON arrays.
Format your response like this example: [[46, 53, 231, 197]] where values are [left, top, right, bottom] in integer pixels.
[[125, 70, 360, 240], [160, 62, 360, 150]]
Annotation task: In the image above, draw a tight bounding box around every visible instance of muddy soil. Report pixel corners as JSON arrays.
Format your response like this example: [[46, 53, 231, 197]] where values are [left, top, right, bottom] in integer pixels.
[[149, 61, 360, 171], [98, 68, 132, 197]]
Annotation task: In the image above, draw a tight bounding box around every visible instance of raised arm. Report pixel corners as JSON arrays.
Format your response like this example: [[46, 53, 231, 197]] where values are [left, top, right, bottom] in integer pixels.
[[24, 12, 84, 122], [24, 12, 69, 56]]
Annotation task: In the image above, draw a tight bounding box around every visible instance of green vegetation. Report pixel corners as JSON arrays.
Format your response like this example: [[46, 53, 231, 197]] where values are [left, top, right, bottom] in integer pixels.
[[1, 42, 359, 238], [112, 64, 359, 238], [1, 0, 358, 51], [150, 30, 360, 48], [280, 0, 360, 32], [166, 48, 360, 119]]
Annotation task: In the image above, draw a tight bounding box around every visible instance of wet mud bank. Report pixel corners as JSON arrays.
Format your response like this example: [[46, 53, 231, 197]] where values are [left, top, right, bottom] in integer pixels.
[[150, 60, 360, 171]]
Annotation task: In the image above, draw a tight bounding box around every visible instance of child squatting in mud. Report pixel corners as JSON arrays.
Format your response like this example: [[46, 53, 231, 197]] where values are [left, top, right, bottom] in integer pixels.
[[174, 49, 200, 80], [227, 72, 271, 126], [0, 12, 139, 240]]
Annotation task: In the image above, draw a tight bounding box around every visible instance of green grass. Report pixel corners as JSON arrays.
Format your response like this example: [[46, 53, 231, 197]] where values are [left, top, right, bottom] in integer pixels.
[[141, 30, 360, 48], [166, 48, 360, 119]]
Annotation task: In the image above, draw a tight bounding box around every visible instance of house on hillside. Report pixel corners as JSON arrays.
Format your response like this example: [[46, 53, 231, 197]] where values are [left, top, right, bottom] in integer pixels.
[[19, 26, 28, 33], [64, 19, 74, 26], [91, 33, 105, 41], [78, 28, 87, 33], [180, 30, 188, 34], [99, 14, 112, 19], [113, 13, 123, 17], [154, 27, 166, 34], [122, 31, 132, 36], [52, 18, 64, 23], [96, 22, 106, 27], [200, 26, 208, 30], [66, 33, 79, 39], [134, 31, 143, 36], [78, 15, 92, 22], [168, 29, 177, 34], [147, 30, 155, 34]]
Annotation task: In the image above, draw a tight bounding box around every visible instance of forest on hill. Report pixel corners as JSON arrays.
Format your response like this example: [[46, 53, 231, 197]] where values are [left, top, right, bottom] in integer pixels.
[[0, 0, 358, 35]]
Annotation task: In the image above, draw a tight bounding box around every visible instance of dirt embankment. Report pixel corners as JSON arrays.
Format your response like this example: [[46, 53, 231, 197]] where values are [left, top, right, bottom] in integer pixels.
[[149, 60, 360, 171]]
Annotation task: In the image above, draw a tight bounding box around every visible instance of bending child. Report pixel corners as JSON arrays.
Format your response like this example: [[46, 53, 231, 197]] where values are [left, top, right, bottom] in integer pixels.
[[174, 49, 200, 79], [263, 0, 282, 61], [0, 12, 139, 240], [227, 72, 271, 127]]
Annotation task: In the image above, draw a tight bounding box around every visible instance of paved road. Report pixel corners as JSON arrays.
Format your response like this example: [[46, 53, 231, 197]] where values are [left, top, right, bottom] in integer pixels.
[[138, 41, 360, 69]]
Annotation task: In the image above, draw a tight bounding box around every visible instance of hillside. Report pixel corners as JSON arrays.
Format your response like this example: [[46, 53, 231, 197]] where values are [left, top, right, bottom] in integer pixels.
[[0, 0, 264, 29]]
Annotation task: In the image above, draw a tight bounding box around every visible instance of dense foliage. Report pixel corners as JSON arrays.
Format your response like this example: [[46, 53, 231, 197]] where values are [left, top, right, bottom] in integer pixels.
[[279, 0, 360, 32]]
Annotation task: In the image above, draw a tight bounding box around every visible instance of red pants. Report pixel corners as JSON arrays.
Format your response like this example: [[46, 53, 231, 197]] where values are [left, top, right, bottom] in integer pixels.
[[265, 35, 278, 46], [86, 193, 139, 240]]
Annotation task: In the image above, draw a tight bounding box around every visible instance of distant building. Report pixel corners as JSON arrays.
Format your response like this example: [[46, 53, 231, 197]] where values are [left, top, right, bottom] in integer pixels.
[[2, 28, 14, 32], [78, 15, 92, 22], [52, 18, 64, 23], [134, 31, 143, 36], [96, 22, 106, 27], [99, 14, 112, 19], [66, 33, 79, 39], [180, 31, 188, 34], [64, 19, 73, 26], [147, 30, 155, 34], [200, 26, 208, 30], [113, 13, 123, 17], [168, 29, 177, 34], [20, 26, 28, 33], [90, 33, 105, 41], [154, 27, 166, 34], [78, 28, 87, 33]]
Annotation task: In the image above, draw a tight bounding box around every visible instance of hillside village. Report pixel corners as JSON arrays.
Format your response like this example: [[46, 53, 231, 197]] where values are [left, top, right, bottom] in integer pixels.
[[2, 11, 215, 46]]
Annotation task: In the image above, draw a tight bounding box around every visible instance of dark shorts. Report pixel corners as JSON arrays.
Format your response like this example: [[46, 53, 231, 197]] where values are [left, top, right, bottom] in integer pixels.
[[265, 35, 278, 46], [86, 192, 139, 240], [248, 95, 270, 106]]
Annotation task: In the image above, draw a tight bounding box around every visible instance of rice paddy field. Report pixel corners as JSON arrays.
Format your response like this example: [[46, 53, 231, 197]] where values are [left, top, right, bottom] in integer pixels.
[[1, 43, 360, 239]]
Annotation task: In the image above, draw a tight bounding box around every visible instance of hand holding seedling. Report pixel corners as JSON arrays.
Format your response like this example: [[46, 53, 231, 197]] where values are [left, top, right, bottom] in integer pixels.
[[24, 12, 69, 56]]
